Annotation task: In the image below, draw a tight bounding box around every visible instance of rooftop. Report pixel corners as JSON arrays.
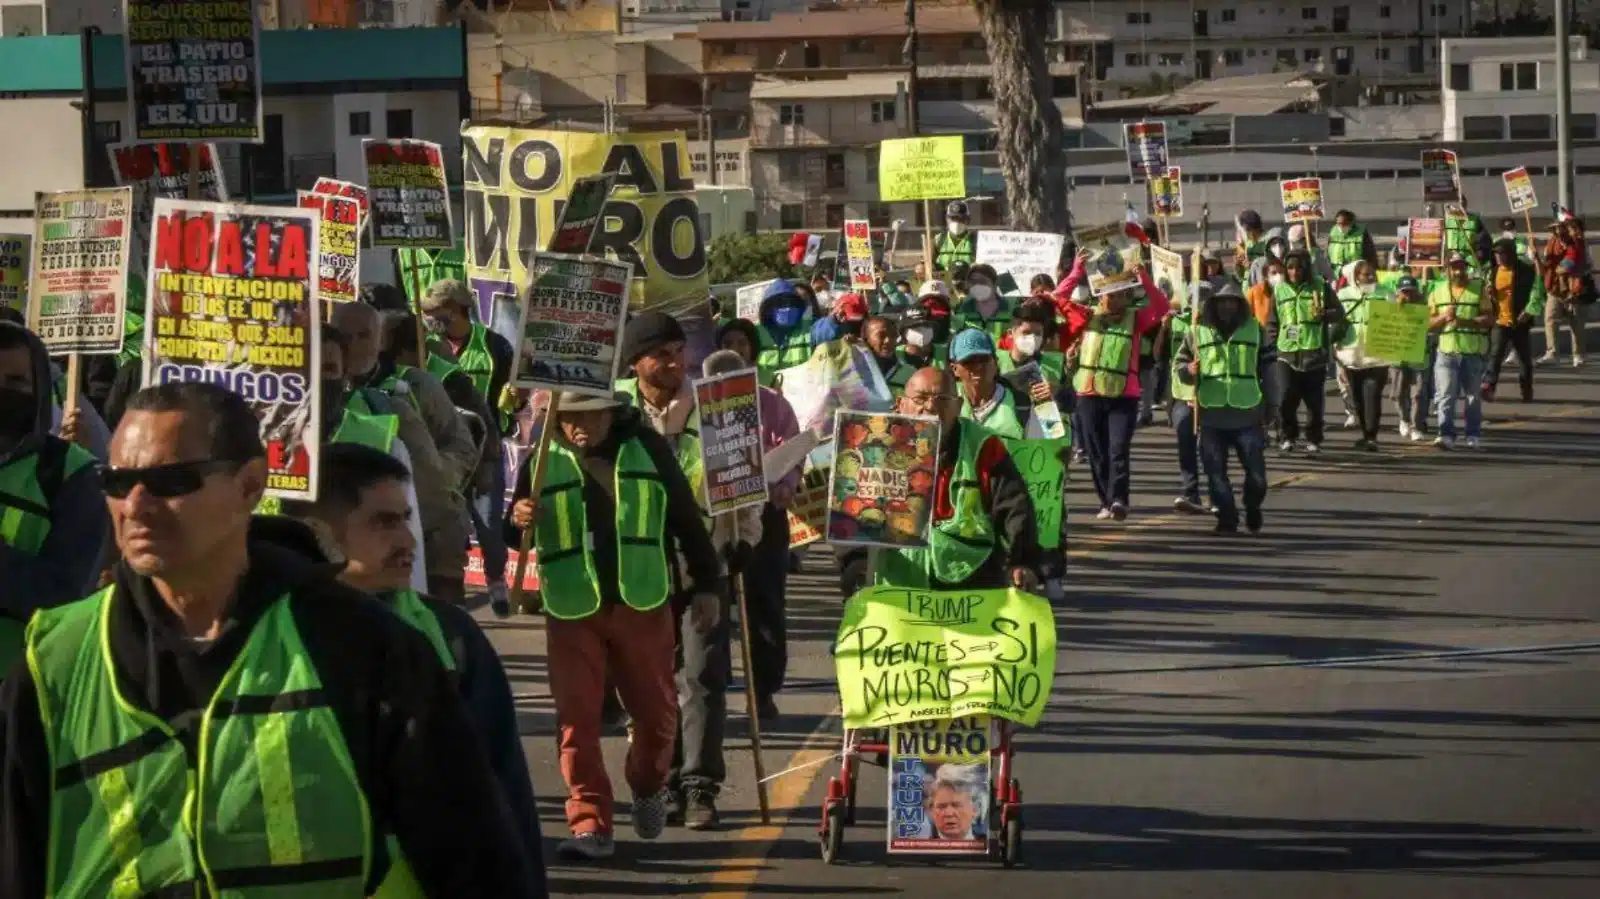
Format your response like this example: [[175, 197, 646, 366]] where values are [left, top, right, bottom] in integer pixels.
[[750, 72, 907, 100], [1090, 71, 1323, 117], [918, 61, 1083, 79], [699, 7, 979, 41]]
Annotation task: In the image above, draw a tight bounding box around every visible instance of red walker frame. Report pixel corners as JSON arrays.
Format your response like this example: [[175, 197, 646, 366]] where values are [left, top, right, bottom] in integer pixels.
[[816, 718, 1024, 866]]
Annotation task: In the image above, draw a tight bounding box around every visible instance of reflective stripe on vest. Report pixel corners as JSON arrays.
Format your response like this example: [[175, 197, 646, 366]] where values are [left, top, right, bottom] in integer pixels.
[[1194, 319, 1264, 410], [1326, 224, 1366, 267], [333, 400, 399, 453], [1445, 216, 1478, 260], [1430, 281, 1491, 356], [425, 352, 461, 384], [873, 421, 998, 589], [754, 325, 813, 387], [1169, 315, 1195, 402], [27, 588, 375, 898], [1071, 308, 1137, 396], [534, 438, 672, 620], [1273, 280, 1326, 353]]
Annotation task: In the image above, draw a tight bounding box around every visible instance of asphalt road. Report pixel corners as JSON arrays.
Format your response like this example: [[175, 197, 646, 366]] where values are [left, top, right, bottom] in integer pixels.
[[480, 349, 1600, 899]]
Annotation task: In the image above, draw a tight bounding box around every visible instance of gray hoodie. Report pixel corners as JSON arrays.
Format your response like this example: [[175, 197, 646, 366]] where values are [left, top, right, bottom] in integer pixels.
[[0, 323, 111, 624]]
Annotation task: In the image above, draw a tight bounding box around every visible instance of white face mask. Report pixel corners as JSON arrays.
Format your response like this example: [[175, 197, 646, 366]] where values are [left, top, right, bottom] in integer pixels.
[[1501, 230, 1517, 242], [948, 221, 968, 236], [1013, 333, 1042, 357], [969, 284, 995, 303], [1071, 285, 1092, 303], [813, 288, 832, 310], [1267, 273, 1285, 288], [1268, 244, 1285, 260]]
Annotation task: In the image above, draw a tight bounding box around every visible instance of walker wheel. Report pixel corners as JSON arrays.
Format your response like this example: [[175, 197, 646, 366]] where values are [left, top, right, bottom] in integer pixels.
[[821, 800, 845, 864], [1002, 814, 1023, 868]]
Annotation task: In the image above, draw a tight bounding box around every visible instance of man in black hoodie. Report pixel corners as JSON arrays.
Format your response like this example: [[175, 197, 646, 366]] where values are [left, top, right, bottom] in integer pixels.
[[0, 382, 539, 899], [0, 322, 109, 672]]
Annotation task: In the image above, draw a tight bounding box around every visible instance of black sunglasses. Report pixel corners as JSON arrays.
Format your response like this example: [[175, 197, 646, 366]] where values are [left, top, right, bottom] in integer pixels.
[[102, 459, 248, 500]]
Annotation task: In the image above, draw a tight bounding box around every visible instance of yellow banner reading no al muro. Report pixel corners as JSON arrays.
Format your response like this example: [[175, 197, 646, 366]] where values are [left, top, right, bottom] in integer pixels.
[[878, 136, 967, 203], [834, 586, 1057, 728], [461, 126, 708, 311]]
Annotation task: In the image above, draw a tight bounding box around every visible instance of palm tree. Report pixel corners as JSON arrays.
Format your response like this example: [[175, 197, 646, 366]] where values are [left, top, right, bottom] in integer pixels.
[[973, 0, 1069, 233]]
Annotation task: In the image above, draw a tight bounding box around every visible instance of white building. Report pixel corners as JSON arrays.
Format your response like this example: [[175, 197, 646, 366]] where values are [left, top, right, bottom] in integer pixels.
[[1441, 36, 1600, 142]]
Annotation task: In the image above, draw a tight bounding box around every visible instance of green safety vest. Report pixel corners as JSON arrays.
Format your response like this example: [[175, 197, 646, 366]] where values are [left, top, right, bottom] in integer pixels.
[[1071, 308, 1137, 396], [960, 387, 1024, 440], [387, 588, 455, 671], [27, 587, 380, 898], [933, 231, 976, 271], [952, 299, 1013, 343], [447, 323, 496, 400], [1430, 281, 1492, 356], [117, 310, 144, 368], [1273, 280, 1327, 353], [1169, 314, 1195, 403], [1327, 224, 1367, 267], [997, 349, 1065, 387], [754, 324, 813, 387], [1194, 318, 1264, 410], [1336, 284, 1390, 352], [0, 442, 98, 670], [614, 379, 705, 504], [873, 420, 997, 589], [533, 438, 672, 621]]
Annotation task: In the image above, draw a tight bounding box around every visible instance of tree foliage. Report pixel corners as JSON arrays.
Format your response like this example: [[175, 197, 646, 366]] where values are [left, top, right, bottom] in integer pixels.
[[974, 0, 1070, 234], [707, 232, 796, 285]]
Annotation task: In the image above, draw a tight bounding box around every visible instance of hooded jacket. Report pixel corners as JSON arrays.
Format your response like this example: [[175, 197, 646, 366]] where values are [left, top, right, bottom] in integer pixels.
[[0, 323, 110, 628], [1174, 288, 1279, 430], [362, 355, 479, 491], [0, 517, 545, 899], [1265, 250, 1346, 371]]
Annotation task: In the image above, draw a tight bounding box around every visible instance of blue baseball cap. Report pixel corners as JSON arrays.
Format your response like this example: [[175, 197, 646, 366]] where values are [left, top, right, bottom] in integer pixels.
[[949, 328, 997, 363], [1396, 275, 1419, 292]]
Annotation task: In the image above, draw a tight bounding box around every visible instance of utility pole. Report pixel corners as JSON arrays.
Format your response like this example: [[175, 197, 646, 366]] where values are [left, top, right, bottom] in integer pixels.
[[903, 0, 918, 136], [1556, 0, 1575, 211]]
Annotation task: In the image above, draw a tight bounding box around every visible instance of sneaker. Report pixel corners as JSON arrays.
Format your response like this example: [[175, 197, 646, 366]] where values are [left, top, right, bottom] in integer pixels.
[[684, 791, 720, 832], [1464, 437, 1481, 450], [1212, 522, 1241, 536], [1433, 435, 1455, 450], [1362, 439, 1380, 453], [1277, 439, 1294, 453], [1303, 443, 1320, 455], [1173, 496, 1207, 514], [1398, 422, 1412, 440], [1574, 356, 1586, 368], [557, 832, 615, 861], [1537, 352, 1558, 366], [1409, 427, 1426, 443], [1353, 438, 1370, 451], [1341, 413, 1358, 429], [632, 789, 670, 840], [1095, 507, 1114, 520], [1110, 502, 1128, 521], [488, 583, 510, 618], [1245, 507, 1264, 534]]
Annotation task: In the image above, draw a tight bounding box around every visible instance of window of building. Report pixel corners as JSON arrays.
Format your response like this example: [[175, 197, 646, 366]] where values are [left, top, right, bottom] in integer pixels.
[[1329, 117, 1346, 137], [385, 109, 413, 139], [1574, 114, 1598, 139], [780, 153, 802, 180], [1378, 4, 1391, 16], [1223, 49, 1243, 65], [825, 153, 847, 190], [349, 112, 372, 136], [865, 148, 879, 183], [1303, 48, 1321, 62], [779, 204, 803, 229], [1375, 47, 1390, 60], [1500, 61, 1537, 90], [1508, 114, 1551, 140], [1448, 63, 1470, 91], [825, 204, 846, 228], [844, 38, 871, 53], [1277, 49, 1297, 65], [779, 103, 805, 125], [1429, 2, 1447, 14], [1220, 9, 1236, 22], [1158, 52, 1185, 66], [1125, 52, 1147, 66], [867, 202, 892, 227], [1051, 75, 1078, 96], [1462, 115, 1503, 140], [1247, 48, 1257, 57], [1300, 6, 1318, 19], [1126, 11, 1152, 24], [870, 100, 896, 123], [962, 35, 984, 50]]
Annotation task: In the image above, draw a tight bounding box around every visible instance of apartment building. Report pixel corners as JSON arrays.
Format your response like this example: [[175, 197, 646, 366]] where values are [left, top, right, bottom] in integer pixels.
[[0, 0, 444, 34], [1442, 36, 1600, 142]]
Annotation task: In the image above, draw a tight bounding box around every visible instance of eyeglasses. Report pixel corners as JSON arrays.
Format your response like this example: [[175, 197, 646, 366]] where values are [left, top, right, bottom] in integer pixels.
[[904, 392, 955, 406], [102, 459, 247, 500]]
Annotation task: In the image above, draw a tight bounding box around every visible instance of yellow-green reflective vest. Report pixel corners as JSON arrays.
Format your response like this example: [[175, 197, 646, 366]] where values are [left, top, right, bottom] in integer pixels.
[[1336, 285, 1391, 352], [952, 299, 1013, 342], [1071, 308, 1137, 396], [614, 378, 707, 514], [533, 439, 672, 621], [446, 323, 496, 400], [0, 442, 98, 669], [960, 387, 1024, 440], [1169, 314, 1195, 403], [1194, 319, 1264, 410], [997, 349, 1065, 387], [754, 324, 813, 387], [873, 421, 998, 589], [1444, 215, 1479, 263], [1327, 224, 1367, 267], [1273, 280, 1327, 353], [27, 587, 381, 899], [1430, 281, 1492, 356]]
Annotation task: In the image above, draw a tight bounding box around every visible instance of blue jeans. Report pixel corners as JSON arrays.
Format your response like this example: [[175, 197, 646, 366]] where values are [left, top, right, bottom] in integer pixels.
[[1169, 399, 1203, 501], [1199, 424, 1269, 529], [1432, 352, 1486, 439], [470, 462, 509, 583]]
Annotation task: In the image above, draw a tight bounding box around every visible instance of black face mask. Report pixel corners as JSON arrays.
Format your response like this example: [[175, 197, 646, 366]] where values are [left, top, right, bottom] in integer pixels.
[[839, 320, 864, 340], [0, 387, 34, 436]]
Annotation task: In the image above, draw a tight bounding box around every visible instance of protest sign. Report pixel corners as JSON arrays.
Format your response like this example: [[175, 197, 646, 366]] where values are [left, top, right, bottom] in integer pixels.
[[144, 198, 321, 501], [364, 139, 453, 249], [1502, 167, 1538, 214], [844, 220, 876, 291], [887, 717, 992, 855], [311, 178, 370, 235], [828, 411, 938, 547], [736, 279, 776, 322], [782, 342, 893, 441], [546, 173, 616, 255], [465, 547, 540, 592], [0, 234, 29, 311], [695, 369, 769, 516], [1003, 437, 1068, 549], [1149, 244, 1187, 321], [1008, 363, 1068, 442], [1365, 301, 1429, 366], [1422, 150, 1462, 205], [511, 254, 631, 397], [463, 126, 709, 313], [1124, 122, 1168, 179], [834, 585, 1058, 728], [26, 189, 132, 355], [1406, 217, 1445, 267], [110, 141, 228, 276], [975, 231, 1064, 288], [1148, 166, 1183, 218], [297, 191, 360, 304], [123, 0, 261, 143], [1280, 177, 1324, 222], [1075, 222, 1140, 296], [786, 465, 831, 548], [878, 136, 966, 203]]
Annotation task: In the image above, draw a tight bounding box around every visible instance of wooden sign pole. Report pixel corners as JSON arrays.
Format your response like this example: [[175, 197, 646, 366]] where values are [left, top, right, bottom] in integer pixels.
[[508, 392, 561, 614]]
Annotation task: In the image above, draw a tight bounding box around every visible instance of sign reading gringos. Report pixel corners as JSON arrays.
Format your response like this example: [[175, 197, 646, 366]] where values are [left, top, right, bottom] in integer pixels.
[[461, 126, 709, 313]]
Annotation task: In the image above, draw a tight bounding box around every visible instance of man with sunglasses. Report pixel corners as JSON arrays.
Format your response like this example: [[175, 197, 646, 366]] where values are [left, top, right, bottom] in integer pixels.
[[0, 321, 110, 673], [0, 382, 541, 899], [874, 366, 1041, 592]]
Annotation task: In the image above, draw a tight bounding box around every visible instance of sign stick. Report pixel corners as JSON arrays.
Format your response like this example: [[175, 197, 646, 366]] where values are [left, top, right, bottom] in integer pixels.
[[922, 199, 935, 278], [1189, 246, 1202, 436], [62, 353, 79, 426], [728, 543, 772, 824], [509, 391, 561, 614], [1524, 209, 1538, 262], [408, 260, 428, 365]]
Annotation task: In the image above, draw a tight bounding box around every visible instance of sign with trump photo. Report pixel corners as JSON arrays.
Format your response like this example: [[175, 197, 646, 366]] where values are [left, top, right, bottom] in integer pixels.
[[888, 716, 992, 854]]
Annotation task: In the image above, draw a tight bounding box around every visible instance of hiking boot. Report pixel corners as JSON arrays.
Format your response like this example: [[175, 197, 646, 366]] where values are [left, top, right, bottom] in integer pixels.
[[684, 791, 720, 831], [632, 789, 669, 840], [557, 832, 615, 861]]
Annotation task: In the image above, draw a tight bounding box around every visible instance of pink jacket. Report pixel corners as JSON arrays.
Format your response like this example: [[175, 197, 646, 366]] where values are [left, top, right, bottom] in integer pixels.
[[1051, 257, 1171, 398]]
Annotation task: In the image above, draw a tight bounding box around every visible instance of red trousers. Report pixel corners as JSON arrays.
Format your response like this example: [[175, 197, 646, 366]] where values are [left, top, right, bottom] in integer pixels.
[[546, 602, 678, 834]]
